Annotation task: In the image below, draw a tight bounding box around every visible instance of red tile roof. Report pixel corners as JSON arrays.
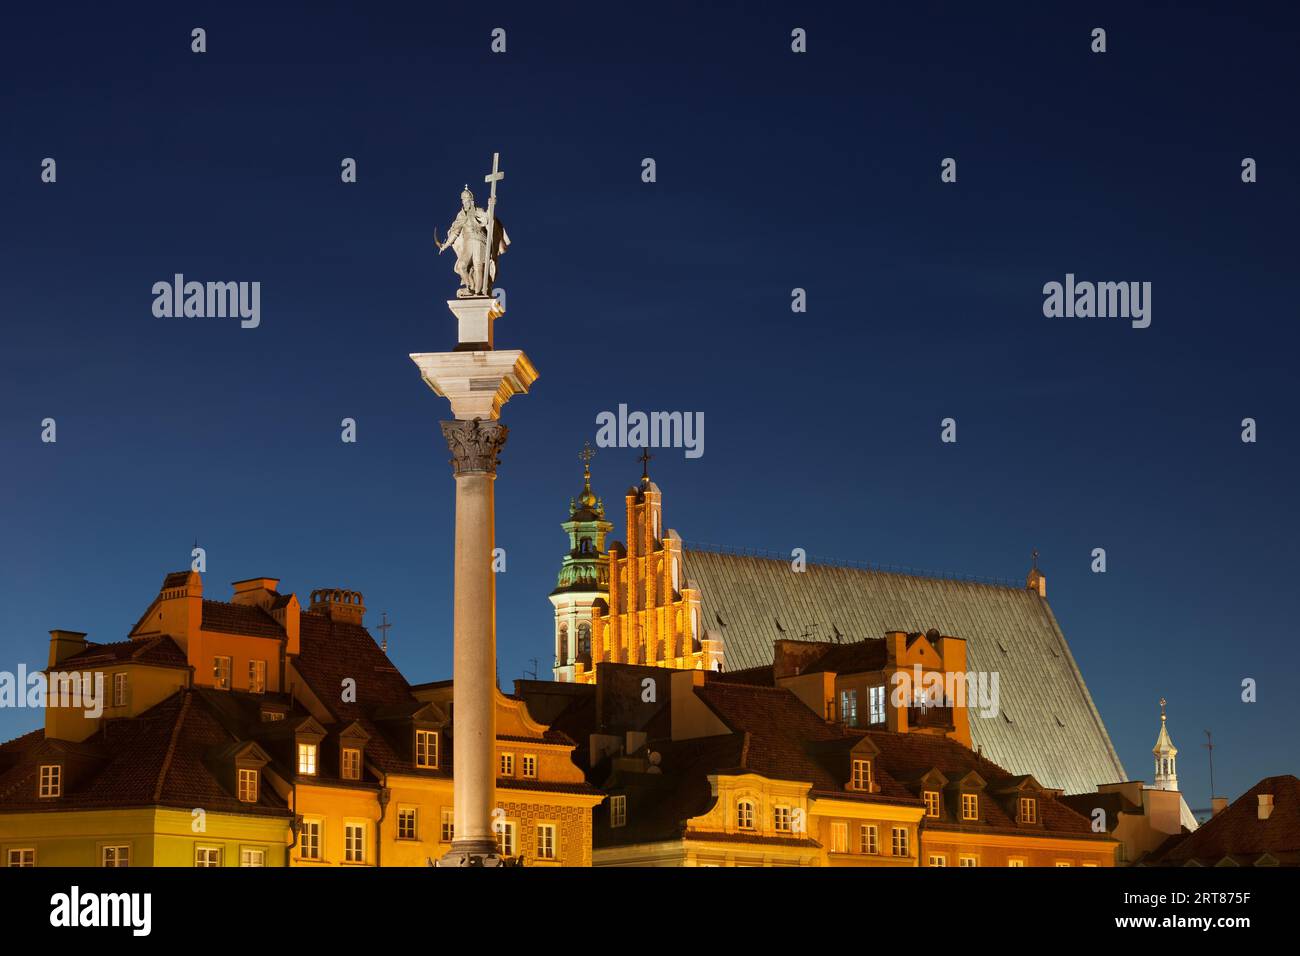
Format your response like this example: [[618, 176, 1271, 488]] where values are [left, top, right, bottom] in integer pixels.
[[0, 690, 289, 816], [1145, 775, 1300, 866], [56, 635, 188, 669], [201, 601, 284, 639]]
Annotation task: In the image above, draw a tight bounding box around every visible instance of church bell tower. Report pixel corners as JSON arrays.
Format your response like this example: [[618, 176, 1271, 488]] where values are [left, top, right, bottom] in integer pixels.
[[1152, 697, 1180, 792], [550, 445, 612, 681]]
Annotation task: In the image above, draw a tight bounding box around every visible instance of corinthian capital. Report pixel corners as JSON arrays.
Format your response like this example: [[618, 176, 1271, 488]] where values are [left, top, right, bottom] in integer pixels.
[[441, 418, 510, 475]]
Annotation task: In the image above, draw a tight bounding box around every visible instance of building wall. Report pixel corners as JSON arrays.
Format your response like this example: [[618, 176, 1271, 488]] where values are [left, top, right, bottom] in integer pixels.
[[0, 807, 288, 867], [918, 831, 1114, 867]]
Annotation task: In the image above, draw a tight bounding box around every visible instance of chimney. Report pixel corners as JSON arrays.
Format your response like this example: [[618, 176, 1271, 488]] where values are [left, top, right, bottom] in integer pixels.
[[1211, 796, 1229, 817], [230, 577, 281, 610], [309, 588, 366, 625], [1257, 794, 1274, 820], [48, 630, 88, 667]]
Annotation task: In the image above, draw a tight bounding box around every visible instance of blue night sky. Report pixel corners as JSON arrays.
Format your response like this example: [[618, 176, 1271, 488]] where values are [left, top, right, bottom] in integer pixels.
[[1, 1, 1296, 805]]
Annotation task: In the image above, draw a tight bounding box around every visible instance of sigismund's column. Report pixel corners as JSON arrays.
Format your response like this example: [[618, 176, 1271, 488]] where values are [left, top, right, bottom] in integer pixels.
[[412, 155, 536, 867]]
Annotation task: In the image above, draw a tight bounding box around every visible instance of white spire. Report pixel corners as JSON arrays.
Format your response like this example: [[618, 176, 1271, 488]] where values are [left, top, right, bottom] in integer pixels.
[[1152, 697, 1179, 791]]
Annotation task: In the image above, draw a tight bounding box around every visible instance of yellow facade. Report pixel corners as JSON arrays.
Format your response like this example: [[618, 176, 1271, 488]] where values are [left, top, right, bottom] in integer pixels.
[[0, 808, 288, 868]]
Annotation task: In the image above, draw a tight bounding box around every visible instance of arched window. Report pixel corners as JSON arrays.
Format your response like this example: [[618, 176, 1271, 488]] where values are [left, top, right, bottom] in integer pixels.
[[671, 556, 680, 592], [579, 537, 593, 554], [577, 623, 592, 661], [737, 800, 755, 830], [558, 625, 569, 664]]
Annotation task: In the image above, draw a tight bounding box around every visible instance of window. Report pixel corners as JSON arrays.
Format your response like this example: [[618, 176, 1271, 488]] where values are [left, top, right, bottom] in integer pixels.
[[840, 689, 858, 726], [440, 809, 454, 842], [1081, 862, 1098, 867], [195, 846, 222, 867], [830, 822, 849, 853], [499, 753, 514, 777], [297, 742, 318, 776], [415, 730, 438, 768], [39, 764, 61, 798], [261, 710, 285, 722], [961, 792, 979, 821], [928, 854, 947, 867], [736, 799, 754, 830], [923, 790, 940, 818], [344, 823, 365, 863], [248, 660, 266, 694], [300, 820, 322, 861], [577, 623, 591, 659], [1008, 858, 1025, 867], [521, 754, 536, 778], [860, 824, 878, 854], [398, 808, 417, 841], [7, 848, 35, 867], [610, 795, 627, 829], [891, 826, 909, 857], [536, 824, 556, 860], [496, 821, 517, 857], [1055, 861, 1071, 867], [851, 759, 872, 791], [102, 845, 130, 867], [773, 806, 792, 833], [959, 855, 978, 867], [213, 656, 231, 690], [341, 747, 362, 781], [237, 768, 259, 803], [869, 685, 887, 724], [1019, 797, 1038, 824], [112, 672, 128, 707], [240, 848, 266, 867]]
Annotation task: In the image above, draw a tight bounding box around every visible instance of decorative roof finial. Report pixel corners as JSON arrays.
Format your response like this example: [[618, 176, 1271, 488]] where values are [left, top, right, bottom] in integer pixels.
[[1031, 547, 1039, 571], [576, 442, 598, 509], [639, 448, 652, 483], [1160, 696, 1167, 723]]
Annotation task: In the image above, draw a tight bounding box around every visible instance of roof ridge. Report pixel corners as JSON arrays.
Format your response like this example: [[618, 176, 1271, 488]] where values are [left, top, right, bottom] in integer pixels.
[[152, 691, 192, 803], [682, 542, 1021, 590]]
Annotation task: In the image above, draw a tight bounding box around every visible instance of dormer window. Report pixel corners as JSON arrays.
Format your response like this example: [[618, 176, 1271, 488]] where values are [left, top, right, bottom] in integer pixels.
[[737, 799, 755, 830], [923, 791, 941, 818], [961, 792, 979, 821], [851, 759, 872, 791], [39, 764, 62, 799], [1019, 796, 1038, 824], [297, 742, 318, 776], [415, 729, 438, 769], [237, 768, 259, 803], [341, 747, 362, 781]]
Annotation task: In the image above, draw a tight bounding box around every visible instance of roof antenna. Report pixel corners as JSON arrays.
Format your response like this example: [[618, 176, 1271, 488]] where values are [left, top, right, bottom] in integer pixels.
[[1203, 729, 1216, 808], [524, 657, 539, 681], [377, 611, 393, 653]]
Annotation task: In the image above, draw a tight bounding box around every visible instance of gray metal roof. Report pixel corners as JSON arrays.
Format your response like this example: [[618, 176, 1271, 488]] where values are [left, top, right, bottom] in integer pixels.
[[681, 547, 1126, 796]]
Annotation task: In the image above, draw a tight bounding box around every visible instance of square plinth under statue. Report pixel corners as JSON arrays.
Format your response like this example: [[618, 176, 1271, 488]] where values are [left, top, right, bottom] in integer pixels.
[[446, 296, 505, 351]]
